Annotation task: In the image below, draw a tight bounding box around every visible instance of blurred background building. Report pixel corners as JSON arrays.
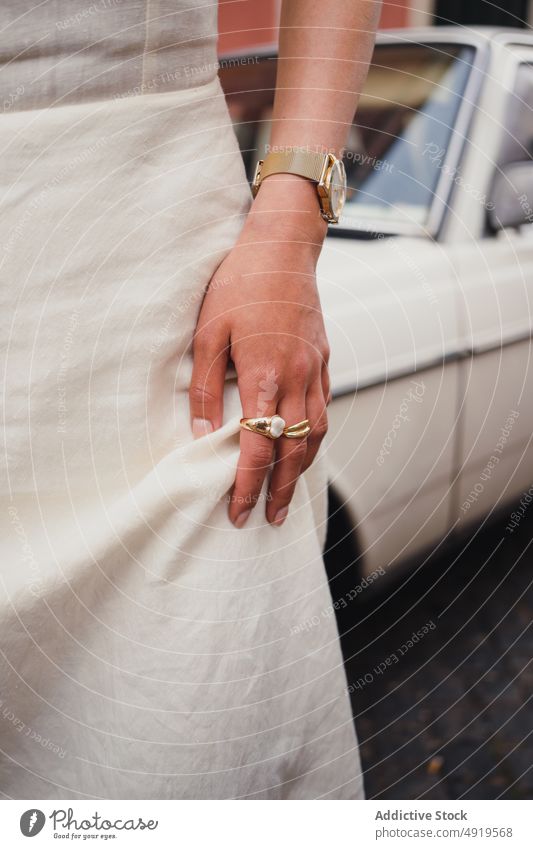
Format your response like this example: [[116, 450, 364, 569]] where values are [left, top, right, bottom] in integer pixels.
[[218, 0, 531, 54]]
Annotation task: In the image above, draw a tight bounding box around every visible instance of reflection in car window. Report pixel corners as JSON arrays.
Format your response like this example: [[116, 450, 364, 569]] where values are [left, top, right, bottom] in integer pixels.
[[343, 44, 474, 228], [220, 44, 475, 232]]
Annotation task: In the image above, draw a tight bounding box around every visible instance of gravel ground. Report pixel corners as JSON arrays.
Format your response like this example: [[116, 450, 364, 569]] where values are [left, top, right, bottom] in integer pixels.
[[328, 501, 533, 800]]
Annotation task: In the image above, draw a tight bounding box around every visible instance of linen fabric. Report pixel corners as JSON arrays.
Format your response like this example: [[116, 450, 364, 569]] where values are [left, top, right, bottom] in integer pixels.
[[0, 0, 363, 799]]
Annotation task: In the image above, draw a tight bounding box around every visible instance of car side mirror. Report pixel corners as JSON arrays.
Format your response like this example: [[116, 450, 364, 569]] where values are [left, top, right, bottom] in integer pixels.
[[488, 161, 533, 230]]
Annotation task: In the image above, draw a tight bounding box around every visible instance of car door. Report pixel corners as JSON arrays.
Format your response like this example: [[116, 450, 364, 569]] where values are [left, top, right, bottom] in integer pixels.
[[321, 235, 462, 575], [449, 45, 533, 530]]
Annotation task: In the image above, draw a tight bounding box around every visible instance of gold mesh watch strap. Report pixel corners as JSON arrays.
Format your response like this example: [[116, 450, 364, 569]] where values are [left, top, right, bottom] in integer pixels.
[[257, 150, 328, 184]]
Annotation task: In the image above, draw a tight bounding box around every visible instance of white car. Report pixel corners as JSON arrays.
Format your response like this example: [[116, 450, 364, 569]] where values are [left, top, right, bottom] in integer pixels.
[[221, 27, 533, 578]]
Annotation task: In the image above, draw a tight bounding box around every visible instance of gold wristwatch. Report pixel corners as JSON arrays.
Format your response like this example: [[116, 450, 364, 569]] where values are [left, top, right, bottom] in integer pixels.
[[251, 149, 347, 224]]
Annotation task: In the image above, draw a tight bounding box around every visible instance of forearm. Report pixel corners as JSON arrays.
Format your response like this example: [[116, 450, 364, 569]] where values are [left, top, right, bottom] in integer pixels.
[[245, 0, 381, 241], [271, 0, 382, 156]]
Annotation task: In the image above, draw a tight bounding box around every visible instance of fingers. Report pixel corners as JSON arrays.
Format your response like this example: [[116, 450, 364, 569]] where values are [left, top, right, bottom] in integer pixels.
[[228, 369, 277, 526], [322, 362, 331, 407], [229, 422, 275, 528], [301, 383, 329, 474], [189, 323, 229, 438], [266, 396, 308, 526], [229, 356, 330, 528]]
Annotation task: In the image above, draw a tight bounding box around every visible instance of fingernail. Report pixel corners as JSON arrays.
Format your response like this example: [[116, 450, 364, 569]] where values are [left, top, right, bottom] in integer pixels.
[[273, 506, 288, 526], [234, 509, 251, 529], [192, 418, 213, 439]]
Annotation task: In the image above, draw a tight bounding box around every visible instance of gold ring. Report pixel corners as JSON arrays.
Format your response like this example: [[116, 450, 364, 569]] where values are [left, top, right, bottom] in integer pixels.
[[282, 419, 312, 439], [239, 415, 311, 440]]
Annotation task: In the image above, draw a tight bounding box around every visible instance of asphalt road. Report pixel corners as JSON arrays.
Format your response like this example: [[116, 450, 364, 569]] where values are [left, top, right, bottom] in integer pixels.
[[329, 500, 533, 800]]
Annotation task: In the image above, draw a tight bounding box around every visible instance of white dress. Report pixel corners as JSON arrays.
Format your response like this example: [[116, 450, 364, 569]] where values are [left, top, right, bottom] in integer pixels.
[[0, 0, 364, 799]]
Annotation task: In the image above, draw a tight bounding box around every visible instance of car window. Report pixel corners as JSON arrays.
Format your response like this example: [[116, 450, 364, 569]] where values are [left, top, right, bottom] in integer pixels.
[[220, 43, 475, 233], [342, 44, 474, 230]]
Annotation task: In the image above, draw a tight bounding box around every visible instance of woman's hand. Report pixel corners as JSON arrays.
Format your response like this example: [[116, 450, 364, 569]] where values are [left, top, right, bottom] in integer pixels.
[[189, 175, 331, 528], [188, 0, 380, 529]]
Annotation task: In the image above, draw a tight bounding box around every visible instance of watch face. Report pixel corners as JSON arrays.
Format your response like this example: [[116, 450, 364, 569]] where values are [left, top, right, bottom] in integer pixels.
[[329, 159, 346, 221]]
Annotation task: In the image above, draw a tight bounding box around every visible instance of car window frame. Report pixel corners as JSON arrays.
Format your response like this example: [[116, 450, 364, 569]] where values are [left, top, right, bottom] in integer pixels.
[[336, 32, 488, 240]]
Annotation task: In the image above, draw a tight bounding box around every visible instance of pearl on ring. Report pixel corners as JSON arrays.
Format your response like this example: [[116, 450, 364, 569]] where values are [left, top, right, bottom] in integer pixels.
[[270, 415, 286, 438]]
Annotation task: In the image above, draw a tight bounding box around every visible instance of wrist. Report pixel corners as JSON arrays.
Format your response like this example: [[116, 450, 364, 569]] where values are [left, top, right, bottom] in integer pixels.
[[245, 173, 328, 245]]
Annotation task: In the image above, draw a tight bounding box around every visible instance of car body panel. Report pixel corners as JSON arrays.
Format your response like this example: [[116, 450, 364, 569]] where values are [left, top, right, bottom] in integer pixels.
[[319, 236, 461, 573], [448, 234, 533, 528]]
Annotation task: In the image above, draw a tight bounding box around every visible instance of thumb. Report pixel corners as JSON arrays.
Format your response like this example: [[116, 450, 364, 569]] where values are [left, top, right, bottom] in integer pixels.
[[189, 322, 229, 438]]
